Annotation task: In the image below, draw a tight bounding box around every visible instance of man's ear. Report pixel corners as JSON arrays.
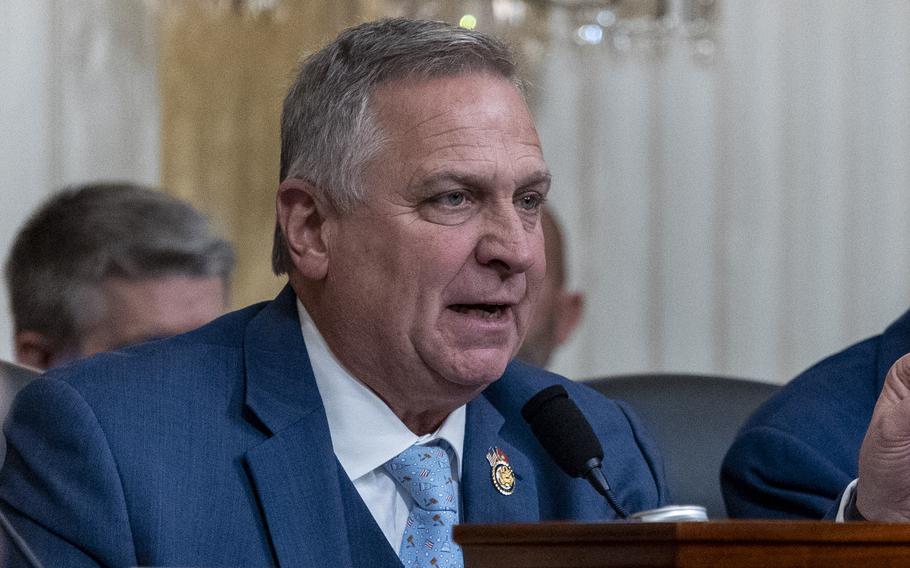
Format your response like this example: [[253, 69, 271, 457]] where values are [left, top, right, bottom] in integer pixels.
[[554, 291, 584, 347], [276, 178, 332, 280], [14, 330, 56, 371]]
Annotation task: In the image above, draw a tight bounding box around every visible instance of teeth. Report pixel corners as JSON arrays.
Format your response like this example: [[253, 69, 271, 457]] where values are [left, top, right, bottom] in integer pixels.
[[452, 304, 506, 318]]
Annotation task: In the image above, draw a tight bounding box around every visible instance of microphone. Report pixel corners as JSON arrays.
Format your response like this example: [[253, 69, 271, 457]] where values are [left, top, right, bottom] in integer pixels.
[[521, 384, 629, 519]]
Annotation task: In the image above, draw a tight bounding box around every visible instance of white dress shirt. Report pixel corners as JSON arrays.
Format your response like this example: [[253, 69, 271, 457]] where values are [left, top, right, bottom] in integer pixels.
[[835, 479, 858, 522], [296, 300, 466, 551]]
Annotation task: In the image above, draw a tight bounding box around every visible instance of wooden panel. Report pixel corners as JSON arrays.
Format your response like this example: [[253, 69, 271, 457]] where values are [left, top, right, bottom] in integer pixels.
[[456, 521, 910, 567]]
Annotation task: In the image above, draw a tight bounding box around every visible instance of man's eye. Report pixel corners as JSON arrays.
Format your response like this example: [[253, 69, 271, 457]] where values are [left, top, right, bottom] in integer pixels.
[[438, 191, 467, 207], [517, 193, 543, 210]]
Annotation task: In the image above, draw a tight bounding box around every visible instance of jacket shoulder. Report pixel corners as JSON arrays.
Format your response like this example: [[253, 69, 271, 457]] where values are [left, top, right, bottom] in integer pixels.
[[740, 335, 882, 437], [39, 300, 271, 402], [487, 361, 669, 512], [722, 334, 885, 518]]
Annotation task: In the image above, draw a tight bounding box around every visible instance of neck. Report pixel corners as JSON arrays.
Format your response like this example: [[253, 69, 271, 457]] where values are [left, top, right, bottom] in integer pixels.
[[375, 387, 472, 436]]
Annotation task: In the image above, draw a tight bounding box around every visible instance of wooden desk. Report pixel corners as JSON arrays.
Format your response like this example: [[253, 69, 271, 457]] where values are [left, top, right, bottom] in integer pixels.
[[454, 521, 910, 567]]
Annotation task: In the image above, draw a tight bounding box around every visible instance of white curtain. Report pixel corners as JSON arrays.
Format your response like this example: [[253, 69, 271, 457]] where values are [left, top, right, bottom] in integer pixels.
[[539, 0, 910, 383], [0, 0, 159, 362]]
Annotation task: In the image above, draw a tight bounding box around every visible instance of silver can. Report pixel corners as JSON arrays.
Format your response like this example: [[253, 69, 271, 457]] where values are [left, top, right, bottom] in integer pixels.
[[630, 505, 708, 522]]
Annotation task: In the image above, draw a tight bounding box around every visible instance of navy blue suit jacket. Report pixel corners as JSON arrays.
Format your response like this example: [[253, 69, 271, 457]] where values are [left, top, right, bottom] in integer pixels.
[[721, 308, 910, 519], [0, 287, 667, 567]]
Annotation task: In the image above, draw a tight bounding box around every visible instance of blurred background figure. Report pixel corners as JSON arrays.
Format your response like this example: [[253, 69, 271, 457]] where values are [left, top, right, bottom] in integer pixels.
[[517, 208, 584, 368], [4, 182, 235, 370]]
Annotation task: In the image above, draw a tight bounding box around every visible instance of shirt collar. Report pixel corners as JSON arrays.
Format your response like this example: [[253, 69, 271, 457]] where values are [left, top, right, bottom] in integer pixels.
[[296, 299, 465, 481]]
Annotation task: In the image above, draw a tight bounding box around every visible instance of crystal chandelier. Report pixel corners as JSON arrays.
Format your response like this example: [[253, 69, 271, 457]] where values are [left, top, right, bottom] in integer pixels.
[[147, 0, 718, 64], [384, 0, 719, 65]]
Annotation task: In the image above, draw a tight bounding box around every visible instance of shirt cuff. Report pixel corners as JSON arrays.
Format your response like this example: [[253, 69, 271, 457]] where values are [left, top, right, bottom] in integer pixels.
[[835, 479, 859, 522]]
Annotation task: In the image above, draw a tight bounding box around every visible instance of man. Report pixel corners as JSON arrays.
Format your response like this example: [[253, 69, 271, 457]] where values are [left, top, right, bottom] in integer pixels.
[[0, 20, 667, 567], [0, 182, 234, 468], [5, 182, 235, 370], [516, 208, 584, 368], [721, 309, 910, 520]]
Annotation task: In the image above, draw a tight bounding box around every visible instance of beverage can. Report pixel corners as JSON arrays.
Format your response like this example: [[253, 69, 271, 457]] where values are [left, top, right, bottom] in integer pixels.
[[630, 505, 708, 522]]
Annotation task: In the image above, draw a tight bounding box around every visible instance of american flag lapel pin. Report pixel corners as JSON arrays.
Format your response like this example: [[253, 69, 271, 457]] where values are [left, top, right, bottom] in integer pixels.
[[486, 447, 516, 495]]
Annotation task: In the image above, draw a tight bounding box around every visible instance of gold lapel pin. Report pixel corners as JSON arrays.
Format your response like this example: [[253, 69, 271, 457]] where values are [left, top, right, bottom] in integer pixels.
[[486, 447, 516, 495]]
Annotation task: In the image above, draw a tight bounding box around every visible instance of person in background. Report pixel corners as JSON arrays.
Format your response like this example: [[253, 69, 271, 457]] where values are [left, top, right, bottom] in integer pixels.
[[0, 20, 666, 567], [516, 208, 584, 368], [722, 307, 910, 522], [4, 182, 235, 370]]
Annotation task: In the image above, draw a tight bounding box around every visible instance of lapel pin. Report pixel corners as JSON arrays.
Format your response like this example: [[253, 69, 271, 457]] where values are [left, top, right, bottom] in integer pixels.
[[486, 447, 516, 495]]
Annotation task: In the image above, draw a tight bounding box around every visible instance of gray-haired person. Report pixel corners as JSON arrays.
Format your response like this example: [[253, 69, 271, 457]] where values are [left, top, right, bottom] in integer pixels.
[[5, 182, 235, 370], [0, 20, 665, 567]]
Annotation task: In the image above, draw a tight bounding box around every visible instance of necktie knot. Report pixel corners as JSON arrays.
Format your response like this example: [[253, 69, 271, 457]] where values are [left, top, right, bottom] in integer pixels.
[[384, 443, 463, 568], [384, 444, 457, 513]]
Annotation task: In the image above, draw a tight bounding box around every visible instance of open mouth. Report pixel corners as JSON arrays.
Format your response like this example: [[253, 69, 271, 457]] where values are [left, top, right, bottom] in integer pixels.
[[449, 304, 510, 319]]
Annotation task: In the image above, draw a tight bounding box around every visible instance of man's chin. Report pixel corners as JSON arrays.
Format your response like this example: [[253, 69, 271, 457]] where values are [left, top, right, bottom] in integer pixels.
[[436, 348, 513, 389]]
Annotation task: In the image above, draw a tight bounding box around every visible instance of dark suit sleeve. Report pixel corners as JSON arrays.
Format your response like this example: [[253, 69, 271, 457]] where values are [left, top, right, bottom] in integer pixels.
[[719, 331, 888, 520], [0, 378, 137, 567], [721, 424, 853, 519], [612, 400, 670, 509]]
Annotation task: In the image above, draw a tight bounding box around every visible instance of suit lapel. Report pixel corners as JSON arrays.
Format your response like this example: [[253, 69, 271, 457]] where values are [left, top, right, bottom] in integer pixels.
[[244, 411, 352, 566], [241, 286, 395, 567], [462, 381, 540, 524]]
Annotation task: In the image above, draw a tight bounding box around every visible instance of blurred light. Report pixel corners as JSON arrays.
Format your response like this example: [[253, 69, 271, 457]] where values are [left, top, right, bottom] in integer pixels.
[[596, 10, 616, 27], [576, 24, 604, 45], [459, 14, 478, 29], [245, 0, 280, 14], [492, 0, 527, 25]]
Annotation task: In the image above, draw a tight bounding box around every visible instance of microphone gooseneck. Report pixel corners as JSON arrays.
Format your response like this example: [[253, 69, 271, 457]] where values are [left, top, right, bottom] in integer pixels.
[[521, 384, 630, 519]]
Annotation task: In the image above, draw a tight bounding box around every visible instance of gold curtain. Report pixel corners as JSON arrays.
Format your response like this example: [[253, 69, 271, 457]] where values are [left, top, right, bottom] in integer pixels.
[[158, 0, 384, 309]]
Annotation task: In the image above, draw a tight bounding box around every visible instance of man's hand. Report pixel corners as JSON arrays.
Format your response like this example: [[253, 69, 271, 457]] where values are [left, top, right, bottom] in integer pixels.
[[857, 353, 910, 521]]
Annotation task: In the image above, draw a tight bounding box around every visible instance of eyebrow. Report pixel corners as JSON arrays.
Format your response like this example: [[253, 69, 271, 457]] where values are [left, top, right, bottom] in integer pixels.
[[419, 169, 552, 192]]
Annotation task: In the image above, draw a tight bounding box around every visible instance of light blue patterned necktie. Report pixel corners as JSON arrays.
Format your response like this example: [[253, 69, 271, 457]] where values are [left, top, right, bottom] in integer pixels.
[[384, 443, 464, 568]]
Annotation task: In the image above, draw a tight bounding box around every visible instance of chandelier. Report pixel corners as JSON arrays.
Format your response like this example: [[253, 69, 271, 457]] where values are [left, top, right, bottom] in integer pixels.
[[147, 0, 718, 65], [384, 0, 719, 65]]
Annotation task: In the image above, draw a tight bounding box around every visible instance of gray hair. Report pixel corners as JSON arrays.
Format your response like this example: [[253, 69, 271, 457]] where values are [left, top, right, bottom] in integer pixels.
[[5, 182, 236, 352], [272, 18, 520, 275]]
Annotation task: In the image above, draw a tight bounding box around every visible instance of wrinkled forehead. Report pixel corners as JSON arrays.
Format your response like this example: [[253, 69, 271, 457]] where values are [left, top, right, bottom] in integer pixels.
[[363, 73, 547, 193], [370, 72, 540, 147]]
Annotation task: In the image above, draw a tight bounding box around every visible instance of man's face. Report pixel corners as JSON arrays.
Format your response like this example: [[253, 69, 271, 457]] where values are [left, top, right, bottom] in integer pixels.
[[78, 275, 226, 357], [313, 73, 549, 412]]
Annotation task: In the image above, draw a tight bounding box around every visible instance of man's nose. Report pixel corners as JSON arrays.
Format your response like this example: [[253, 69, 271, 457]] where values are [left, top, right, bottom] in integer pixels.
[[475, 205, 539, 276]]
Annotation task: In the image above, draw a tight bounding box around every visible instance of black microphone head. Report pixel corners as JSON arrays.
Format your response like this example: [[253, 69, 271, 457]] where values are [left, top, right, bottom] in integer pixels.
[[521, 384, 604, 478]]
